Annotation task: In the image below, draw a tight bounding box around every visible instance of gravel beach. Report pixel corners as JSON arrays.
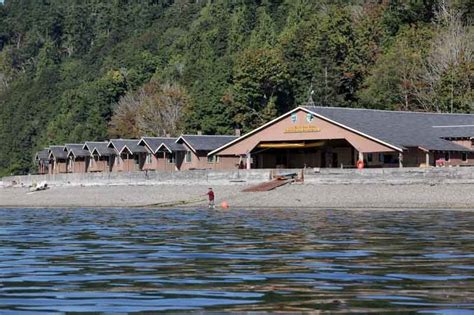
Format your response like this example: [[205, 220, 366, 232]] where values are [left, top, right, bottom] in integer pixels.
[[1, 182, 473, 209]]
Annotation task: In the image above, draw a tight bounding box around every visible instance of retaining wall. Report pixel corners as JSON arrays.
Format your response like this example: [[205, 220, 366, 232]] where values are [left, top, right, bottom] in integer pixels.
[[2, 167, 474, 187]]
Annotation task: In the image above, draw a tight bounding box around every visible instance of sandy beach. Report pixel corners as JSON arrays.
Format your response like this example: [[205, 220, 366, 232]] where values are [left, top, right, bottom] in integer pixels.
[[1, 182, 473, 210]]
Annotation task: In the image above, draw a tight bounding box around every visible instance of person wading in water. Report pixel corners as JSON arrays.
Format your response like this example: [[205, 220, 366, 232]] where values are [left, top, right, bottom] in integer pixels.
[[205, 188, 215, 209]]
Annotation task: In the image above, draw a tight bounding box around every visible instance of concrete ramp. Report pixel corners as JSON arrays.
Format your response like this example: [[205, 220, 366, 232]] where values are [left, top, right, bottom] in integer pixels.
[[242, 179, 292, 192]]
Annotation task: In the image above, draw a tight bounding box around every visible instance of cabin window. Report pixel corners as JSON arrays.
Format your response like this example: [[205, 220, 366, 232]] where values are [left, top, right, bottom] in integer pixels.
[[207, 155, 215, 163], [445, 152, 450, 161], [378, 153, 384, 163], [146, 153, 152, 164], [367, 153, 373, 163], [185, 151, 192, 163], [462, 152, 468, 162]]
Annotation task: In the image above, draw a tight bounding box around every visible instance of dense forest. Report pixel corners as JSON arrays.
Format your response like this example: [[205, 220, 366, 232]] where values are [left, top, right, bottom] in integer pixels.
[[0, 0, 472, 175]]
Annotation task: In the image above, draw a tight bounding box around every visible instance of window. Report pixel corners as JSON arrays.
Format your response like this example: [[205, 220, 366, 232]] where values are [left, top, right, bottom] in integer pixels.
[[462, 152, 468, 162], [207, 155, 219, 163], [444, 152, 450, 161], [185, 151, 192, 163], [146, 153, 152, 164], [367, 153, 373, 163], [378, 153, 384, 163]]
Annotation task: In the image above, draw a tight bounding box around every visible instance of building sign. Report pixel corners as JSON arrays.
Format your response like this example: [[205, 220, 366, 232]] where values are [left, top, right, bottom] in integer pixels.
[[284, 125, 321, 133]]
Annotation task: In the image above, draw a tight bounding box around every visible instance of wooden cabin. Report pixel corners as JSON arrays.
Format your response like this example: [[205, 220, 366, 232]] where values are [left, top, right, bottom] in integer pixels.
[[48, 146, 68, 174], [64, 144, 90, 173], [175, 135, 239, 170], [108, 139, 147, 172], [83, 142, 115, 172], [34, 149, 50, 175]]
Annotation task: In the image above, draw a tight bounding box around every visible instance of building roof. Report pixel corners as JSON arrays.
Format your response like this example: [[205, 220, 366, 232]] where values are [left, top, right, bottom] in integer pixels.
[[176, 135, 238, 153], [303, 106, 474, 152], [137, 137, 185, 154], [157, 138, 186, 153], [64, 144, 90, 158], [432, 125, 474, 139], [108, 139, 147, 155], [48, 145, 67, 159], [35, 149, 49, 161], [84, 142, 115, 156]]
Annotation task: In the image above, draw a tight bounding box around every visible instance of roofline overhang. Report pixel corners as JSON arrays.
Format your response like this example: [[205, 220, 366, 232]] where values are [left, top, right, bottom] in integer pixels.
[[157, 143, 173, 154], [83, 142, 107, 152], [208, 107, 403, 156], [138, 138, 160, 154], [175, 136, 197, 154], [119, 145, 134, 155]]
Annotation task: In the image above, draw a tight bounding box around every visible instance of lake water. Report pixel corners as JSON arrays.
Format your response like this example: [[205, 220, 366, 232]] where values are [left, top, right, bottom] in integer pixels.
[[0, 208, 473, 313]]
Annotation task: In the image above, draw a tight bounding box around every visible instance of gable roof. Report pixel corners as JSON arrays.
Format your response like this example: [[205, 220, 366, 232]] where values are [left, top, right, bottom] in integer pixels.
[[157, 138, 186, 153], [84, 142, 115, 156], [48, 145, 67, 159], [176, 135, 238, 153], [209, 106, 473, 155], [137, 137, 180, 154], [64, 144, 90, 158], [108, 139, 147, 155], [35, 149, 49, 161], [304, 106, 473, 152]]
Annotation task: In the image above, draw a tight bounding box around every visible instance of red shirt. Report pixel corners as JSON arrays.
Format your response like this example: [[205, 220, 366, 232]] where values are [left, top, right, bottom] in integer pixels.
[[207, 191, 214, 201]]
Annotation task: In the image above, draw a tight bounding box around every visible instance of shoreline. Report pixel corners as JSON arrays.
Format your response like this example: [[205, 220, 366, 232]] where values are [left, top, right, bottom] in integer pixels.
[[1, 182, 473, 210]]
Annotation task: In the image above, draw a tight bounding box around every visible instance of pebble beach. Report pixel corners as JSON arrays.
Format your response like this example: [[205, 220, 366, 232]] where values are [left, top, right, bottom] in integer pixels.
[[1, 182, 473, 210]]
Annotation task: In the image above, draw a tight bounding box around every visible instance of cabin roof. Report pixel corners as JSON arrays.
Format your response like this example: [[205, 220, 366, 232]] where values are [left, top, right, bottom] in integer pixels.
[[35, 149, 50, 161], [48, 145, 67, 159], [64, 144, 90, 158], [84, 142, 115, 156], [108, 139, 147, 155], [176, 135, 238, 153]]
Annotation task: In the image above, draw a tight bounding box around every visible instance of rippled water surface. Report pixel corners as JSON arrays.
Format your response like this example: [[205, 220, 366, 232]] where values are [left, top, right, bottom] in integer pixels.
[[0, 208, 473, 313]]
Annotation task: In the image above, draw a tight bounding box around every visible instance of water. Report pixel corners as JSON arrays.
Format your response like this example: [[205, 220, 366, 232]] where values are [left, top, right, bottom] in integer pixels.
[[0, 208, 473, 313]]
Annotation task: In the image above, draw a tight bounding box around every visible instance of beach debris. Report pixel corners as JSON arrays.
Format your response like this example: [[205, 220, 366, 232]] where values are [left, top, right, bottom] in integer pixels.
[[28, 181, 49, 193]]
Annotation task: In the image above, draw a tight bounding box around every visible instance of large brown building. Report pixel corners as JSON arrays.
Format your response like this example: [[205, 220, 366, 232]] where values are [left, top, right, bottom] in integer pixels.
[[209, 106, 474, 169]]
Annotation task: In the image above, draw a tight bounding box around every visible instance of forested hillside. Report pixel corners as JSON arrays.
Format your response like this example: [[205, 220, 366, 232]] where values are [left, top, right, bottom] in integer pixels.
[[0, 0, 472, 175]]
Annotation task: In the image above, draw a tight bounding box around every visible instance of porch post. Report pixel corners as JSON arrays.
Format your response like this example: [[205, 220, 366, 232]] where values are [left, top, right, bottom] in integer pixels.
[[425, 152, 430, 167], [246, 152, 251, 170], [358, 151, 363, 162], [398, 152, 403, 168]]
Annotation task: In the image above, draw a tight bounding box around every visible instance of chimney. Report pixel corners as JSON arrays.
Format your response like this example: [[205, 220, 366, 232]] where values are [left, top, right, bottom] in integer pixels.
[[197, 130, 203, 135], [235, 128, 241, 137]]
